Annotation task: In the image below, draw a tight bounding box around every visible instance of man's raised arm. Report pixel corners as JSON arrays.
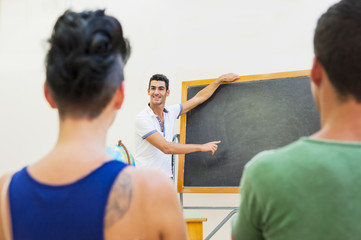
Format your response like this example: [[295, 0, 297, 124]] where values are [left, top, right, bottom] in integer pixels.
[[181, 73, 239, 115]]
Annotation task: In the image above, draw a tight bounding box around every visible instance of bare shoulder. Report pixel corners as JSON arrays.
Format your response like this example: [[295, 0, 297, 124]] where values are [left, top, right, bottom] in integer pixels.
[[104, 167, 175, 227], [0, 172, 14, 239], [133, 168, 176, 197], [131, 168, 184, 217], [132, 168, 187, 239], [104, 167, 186, 239], [0, 172, 14, 194]]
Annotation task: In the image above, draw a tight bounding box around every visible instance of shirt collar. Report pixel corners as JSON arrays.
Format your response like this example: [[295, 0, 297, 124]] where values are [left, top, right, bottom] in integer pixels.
[[147, 103, 169, 116]]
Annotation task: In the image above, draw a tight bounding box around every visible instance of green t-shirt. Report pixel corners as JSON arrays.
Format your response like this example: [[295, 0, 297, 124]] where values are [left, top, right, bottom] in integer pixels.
[[232, 137, 361, 240]]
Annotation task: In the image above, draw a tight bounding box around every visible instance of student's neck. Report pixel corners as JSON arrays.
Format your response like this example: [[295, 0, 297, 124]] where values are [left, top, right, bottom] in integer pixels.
[[42, 117, 111, 166], [312, 99, 361, 142], [57, 117, 107, 147], [28, 116, 112, 183]]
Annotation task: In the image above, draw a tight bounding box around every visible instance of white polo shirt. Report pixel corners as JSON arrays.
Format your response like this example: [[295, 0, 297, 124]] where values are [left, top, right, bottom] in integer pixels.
[[134, 104, 183, 177]]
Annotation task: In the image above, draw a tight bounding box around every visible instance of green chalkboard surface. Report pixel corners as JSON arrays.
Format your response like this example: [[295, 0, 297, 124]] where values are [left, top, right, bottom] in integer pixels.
[[177, 71, 320, 193]]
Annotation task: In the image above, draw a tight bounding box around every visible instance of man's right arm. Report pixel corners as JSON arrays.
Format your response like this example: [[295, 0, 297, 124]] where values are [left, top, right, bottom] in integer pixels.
[[135, 113, 220, 155], [145, 131, 220, 155]]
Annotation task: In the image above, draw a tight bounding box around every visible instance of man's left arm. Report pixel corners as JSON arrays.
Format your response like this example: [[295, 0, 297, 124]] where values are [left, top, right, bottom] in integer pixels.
[[181, 73, 239, 115]]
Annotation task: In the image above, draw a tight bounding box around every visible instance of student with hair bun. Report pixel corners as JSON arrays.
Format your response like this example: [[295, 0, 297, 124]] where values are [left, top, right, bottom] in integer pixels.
[[0, 10, 186, 240]]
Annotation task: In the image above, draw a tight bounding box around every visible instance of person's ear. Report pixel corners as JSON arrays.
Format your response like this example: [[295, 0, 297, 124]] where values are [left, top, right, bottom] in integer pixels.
[[311, 57, 323, 87], [114, 82, 125, 110], [166, 89, 170, 97], [44, 82, 57, 108]]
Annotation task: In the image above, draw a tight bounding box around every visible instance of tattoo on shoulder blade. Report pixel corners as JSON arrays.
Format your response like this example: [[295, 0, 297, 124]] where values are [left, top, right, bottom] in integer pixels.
[[105, 172, 133, 228]]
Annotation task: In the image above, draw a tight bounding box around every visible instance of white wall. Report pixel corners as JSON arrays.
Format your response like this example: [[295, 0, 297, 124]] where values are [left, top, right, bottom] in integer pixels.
[[0, 0, 338, 239]]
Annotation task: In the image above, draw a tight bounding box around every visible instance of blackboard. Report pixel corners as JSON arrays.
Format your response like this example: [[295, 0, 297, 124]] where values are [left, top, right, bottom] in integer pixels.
[[177, 71, 320, 193]]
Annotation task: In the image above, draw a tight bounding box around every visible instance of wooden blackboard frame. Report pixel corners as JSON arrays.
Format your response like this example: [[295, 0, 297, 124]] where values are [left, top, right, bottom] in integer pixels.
[[177, 70, 311, 193]]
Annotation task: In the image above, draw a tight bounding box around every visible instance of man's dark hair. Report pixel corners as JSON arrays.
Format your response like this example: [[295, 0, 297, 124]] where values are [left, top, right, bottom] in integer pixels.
[[46, 10, 131, 119], [314, 0, 361, 102], [148, 74, 169, 90]]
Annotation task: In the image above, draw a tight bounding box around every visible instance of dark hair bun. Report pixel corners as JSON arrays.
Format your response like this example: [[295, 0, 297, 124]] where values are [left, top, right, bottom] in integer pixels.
[[90, 32, 111, 55], [46, 9, 131, 119]]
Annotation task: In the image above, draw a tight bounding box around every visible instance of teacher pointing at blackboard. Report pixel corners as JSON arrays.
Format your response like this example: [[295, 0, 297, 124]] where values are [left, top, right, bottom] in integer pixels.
[[134, 73, 239, 178]]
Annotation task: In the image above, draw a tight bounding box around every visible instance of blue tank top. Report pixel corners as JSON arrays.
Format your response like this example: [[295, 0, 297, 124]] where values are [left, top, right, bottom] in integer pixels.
[[9, 160, 128, 240]]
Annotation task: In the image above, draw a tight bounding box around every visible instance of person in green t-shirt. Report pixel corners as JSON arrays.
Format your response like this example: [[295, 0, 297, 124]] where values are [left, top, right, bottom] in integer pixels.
[[232, 0, 361, 239]]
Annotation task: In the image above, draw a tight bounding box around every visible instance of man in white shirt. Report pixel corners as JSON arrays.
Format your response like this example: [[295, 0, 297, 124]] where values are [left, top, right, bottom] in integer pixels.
[[135, 73, 239, 177]]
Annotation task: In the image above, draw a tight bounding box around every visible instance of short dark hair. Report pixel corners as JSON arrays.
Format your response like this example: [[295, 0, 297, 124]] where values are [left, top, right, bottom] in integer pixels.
[[148, 74, 169, 90], [46, 10, 131, 119], [314, 0, 361, 102]]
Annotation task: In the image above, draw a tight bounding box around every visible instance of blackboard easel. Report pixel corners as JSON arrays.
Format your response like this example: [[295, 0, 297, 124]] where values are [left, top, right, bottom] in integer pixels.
[[177, 70, 320, 194]]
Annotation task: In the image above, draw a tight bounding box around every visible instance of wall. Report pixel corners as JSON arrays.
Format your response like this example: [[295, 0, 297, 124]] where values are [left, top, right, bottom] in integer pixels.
[[0, 0, 338, 239]]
